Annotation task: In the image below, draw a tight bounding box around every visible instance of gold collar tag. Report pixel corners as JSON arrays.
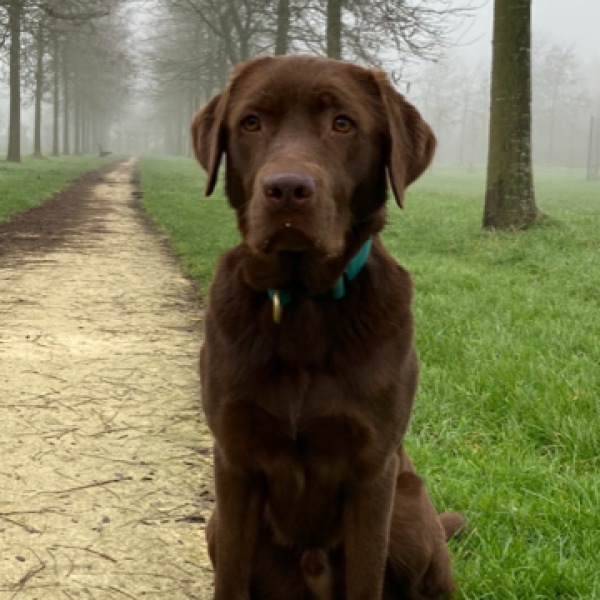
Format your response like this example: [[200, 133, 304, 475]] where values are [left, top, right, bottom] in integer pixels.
[[272, 289, 282, 324]]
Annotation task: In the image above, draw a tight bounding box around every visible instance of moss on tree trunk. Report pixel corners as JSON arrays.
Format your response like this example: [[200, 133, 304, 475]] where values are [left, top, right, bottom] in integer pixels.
[[484, 0, 538, 230]]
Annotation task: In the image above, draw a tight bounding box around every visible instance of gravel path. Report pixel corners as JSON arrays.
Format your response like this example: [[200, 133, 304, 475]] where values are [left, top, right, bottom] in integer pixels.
[[0, 158, 214, 599]]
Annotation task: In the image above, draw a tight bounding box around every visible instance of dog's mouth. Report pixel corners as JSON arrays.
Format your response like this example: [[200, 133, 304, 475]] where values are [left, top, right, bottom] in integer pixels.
[[252, 213, 345, 260], [261, 226, 329, 256], [243, 192, 350, 293], [243, 221, 355, 295]]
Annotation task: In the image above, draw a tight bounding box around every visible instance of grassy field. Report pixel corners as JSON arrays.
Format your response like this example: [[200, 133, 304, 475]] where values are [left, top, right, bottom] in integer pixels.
[[139, 156, 600, 599], [0, 155, 118, 223]]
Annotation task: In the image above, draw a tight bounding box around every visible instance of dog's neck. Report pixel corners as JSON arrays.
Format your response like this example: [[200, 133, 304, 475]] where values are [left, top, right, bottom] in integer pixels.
[[267, 236, 372, 305]]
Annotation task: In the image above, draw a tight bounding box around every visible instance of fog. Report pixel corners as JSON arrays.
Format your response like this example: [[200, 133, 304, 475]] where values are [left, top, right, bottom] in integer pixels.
[[1, 0, 599, 171]]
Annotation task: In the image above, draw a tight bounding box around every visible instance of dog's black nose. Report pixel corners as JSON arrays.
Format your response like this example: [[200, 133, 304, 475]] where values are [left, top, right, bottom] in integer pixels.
[[263, 172, 315, 207]]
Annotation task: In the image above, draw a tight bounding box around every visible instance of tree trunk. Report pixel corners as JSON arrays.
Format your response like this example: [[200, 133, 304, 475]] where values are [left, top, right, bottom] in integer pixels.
[[218, 4, 240, 65], [102, 113, 111, 151], [81, 102, 87, 154], [74, 80, 81, 155], [547, 110, 555, 166], [483, 0, 537, 229], [177, 98, 185, 155], [7, 0, 22, 163], [33, 23, 45, 158], [327, 0, 342, 60], [52, 35, 60, 156], [62, 42, 70, 155], [547, 84, 558, 165], [92, 111, 99, 153], [587, 116, 595, 181], [275, 0, 290, 56], [459, 98, 470, 166]]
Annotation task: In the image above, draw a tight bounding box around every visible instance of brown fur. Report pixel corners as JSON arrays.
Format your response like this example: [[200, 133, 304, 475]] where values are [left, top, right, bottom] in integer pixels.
[[191, 55, 464, 600]]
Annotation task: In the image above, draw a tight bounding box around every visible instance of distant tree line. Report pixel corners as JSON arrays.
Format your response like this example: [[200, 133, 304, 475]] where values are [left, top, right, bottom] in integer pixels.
[[0, 0, 468, 161], [411, 39, 600, 172], [134, 0, 599, 174], [0, 0, 136, 162], [2, 0, 598, 202], [138, 0, 469, 157]]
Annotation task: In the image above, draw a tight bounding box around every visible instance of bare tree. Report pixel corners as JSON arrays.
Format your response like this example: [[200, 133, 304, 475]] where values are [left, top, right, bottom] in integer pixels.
[[533, 38, 587, 166], [274, 0, 290, 55], [412, 57, 460, 161], [165, 0, 267, 66], [484, 0, 537, 230], [51, 31, 59, 154], [335, 0, 472, 68], [158, 0, 472, 70], [61, 36, 69, 154], [7, 0, 22, 162], [326, 0, 342, 59], [1, 0, 114, 160], [32, 19, 47, 156]]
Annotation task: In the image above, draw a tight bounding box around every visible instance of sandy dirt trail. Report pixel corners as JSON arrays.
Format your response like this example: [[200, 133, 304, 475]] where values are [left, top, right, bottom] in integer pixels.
[[0, 159, 214, 599]]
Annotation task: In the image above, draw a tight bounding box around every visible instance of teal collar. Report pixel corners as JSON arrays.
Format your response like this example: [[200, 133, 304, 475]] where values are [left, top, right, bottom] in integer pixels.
[[268, 237, 372, 314]]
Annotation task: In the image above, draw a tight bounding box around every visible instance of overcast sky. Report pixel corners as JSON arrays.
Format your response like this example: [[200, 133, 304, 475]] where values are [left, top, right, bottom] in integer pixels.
[[456, 0, 600, 63]]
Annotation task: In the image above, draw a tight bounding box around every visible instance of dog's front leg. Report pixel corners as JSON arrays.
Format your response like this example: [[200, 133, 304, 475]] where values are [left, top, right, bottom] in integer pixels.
[[213, 444, 264, 600], [344, 453, 398, 600]]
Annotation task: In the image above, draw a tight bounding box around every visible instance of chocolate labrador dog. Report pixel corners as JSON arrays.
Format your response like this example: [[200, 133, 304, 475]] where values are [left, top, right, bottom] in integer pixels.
[[191, 55, 464, 600]]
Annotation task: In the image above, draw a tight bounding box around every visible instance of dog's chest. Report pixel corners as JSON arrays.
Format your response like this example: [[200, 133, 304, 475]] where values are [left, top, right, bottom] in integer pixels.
[[225, 387, 376, 474], [218, 345, 398, 484], [250, 404, 377, 548]]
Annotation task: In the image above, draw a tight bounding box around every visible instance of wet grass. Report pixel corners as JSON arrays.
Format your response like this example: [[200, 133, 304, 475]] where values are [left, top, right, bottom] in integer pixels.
[[0, 155, 117, 223], [138, 157, 240, 292], [139, 156, 600, 599]]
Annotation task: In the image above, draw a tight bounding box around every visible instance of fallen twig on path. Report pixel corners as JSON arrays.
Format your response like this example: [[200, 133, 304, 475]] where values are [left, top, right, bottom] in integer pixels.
[[51, 544, 118, 564], [37, 476, 133, 495], [10, 551, 46, 599], [0, 516, 41, 534]]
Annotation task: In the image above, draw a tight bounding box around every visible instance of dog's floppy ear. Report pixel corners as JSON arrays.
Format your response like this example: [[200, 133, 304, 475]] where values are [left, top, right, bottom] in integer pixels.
[[373, 71, 436, 208], [191, 58, 272, 197], [190, 91, 229, 197]]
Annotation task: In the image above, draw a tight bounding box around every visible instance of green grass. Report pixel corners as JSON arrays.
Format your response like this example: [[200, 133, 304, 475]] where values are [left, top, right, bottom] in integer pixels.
[[139, 157, 241, 292], [0, 155, 118, 223], [139, 156, 600, 599]]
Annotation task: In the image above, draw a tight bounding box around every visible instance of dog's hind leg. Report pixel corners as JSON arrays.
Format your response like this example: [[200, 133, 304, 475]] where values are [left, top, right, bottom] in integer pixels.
[[438, 512, 467, 542], [205, 508, 217, 566], [385, 472, 457, 600]]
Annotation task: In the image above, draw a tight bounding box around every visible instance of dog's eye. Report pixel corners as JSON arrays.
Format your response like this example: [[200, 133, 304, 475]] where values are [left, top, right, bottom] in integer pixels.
[[333, 116, 353, 133], [241, 115, 261, 132]]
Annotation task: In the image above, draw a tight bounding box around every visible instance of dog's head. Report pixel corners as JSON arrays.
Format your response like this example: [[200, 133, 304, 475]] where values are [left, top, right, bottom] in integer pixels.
[[191, 55, 435, 293]]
